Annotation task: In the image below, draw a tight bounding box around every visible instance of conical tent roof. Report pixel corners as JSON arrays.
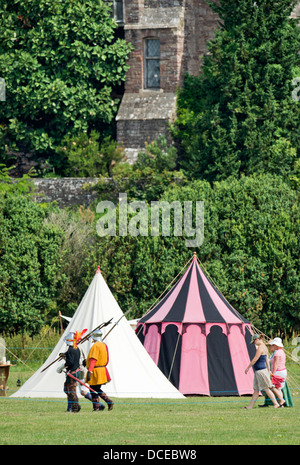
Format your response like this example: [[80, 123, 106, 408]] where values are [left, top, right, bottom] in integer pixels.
[[140, 255, 250, 325], [137, 256, 255, 396], [11, 267, 184, 399]]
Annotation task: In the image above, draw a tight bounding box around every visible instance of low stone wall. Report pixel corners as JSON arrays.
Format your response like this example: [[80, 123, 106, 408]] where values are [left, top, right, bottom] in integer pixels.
[[30, 177, 101, 208]]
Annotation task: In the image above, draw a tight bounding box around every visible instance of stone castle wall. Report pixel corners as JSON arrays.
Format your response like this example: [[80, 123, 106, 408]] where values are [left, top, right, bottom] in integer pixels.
[[29, 178, 100, 208], [117, 0, 219, 152], [117, 0, 300, 153]]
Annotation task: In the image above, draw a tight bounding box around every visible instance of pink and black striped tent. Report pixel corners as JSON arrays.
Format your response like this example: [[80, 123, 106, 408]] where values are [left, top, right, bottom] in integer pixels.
[[137, 255, 256, 396]]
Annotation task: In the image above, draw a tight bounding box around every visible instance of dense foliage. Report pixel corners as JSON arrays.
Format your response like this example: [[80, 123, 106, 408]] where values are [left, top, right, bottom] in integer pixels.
[[0, 0, 132, 171], [0, 1, 299, 339], [0, 151, 299, 337], [0, 177, 64, 335], [173, 0, 300, 182], [94, 137, 186, 203], [90, 173, 299, 336], [55, 132, 125, 177]]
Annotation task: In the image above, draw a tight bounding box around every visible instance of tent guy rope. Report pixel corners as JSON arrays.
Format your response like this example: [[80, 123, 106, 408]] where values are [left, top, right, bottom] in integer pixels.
[[135, 254, 194, 339]]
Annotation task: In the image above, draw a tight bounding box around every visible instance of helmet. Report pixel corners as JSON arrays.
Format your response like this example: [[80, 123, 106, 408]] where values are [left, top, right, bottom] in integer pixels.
[[64, 332, 75, 346], [91, 330, 103, 342]]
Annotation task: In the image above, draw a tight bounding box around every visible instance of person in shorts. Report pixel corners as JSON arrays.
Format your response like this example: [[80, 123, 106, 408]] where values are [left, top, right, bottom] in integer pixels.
[[244, 334, 285, 409]]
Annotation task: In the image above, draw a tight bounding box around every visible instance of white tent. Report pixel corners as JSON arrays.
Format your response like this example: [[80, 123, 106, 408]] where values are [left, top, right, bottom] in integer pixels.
[[11, 267, 184, 399]]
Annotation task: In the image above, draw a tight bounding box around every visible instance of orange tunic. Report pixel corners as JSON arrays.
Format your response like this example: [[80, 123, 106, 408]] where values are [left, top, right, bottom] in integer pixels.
[[86, 341, 111, 386]]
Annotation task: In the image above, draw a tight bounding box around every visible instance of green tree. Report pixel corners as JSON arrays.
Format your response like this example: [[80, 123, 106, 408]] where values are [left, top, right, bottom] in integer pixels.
[[0, 0, 133, 169], [89, 174, 299, 336], [43, 206, 97, 316], [95, 136, 186, 203], [55, 132, 125, 177], [173, 0, 300, 182], [161, 174, 299, 336], [0, 164, 33, 194], [0, 192, 64, 335]]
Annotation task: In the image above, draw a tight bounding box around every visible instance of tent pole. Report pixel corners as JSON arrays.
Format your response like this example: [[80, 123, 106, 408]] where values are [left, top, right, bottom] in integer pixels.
[[58, 311, 63, 334], [168, 330, 181, 382]]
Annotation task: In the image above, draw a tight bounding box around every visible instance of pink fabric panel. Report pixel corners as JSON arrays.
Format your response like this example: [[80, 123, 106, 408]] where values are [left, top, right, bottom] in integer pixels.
[[146, 262, 193, 323], [179, 325, 210, 395], [143, 324, 161, 365], [183, 261, 206, 323], [198, 266, 242, 324], [228, 325, 254, 395]]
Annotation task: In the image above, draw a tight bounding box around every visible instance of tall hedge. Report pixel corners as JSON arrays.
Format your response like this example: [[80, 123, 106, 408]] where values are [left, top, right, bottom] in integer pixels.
[[90, 174, 299, 336], [0, 193, 64, 335], [173, 0, 300, 182], [0, 174, 298, 337]]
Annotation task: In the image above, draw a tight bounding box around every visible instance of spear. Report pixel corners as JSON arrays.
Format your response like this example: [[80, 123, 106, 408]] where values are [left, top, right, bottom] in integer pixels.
[[102, 307, 134, 341], [79, 318, 113, 344], [41, 318, 113, 373]]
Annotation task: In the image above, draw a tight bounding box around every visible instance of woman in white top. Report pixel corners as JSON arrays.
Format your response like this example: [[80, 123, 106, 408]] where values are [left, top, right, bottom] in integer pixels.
[[269, 337, 287, 396]]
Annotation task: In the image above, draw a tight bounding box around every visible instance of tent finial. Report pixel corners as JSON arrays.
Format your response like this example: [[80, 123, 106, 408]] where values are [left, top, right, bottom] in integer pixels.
[[193, 251, 197, 260], [96, 265, 101, 274]]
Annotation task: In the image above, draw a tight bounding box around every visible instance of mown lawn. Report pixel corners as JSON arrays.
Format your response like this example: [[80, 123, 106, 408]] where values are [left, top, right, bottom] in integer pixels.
[[0, 395, 299, 446], [1, 358, 299, 447]]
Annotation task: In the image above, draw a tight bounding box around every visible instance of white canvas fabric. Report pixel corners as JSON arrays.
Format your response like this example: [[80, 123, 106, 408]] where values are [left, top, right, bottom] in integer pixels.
[[11, 268, 184, 399]]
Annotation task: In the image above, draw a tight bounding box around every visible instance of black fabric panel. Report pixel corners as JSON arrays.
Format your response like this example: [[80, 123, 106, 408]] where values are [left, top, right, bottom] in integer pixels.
[[202, 270, 250, 323], [245, 326, 256, 360], [157, 324, 182, 389], [139, 270, 186, 323], [162, 265, 193, 322], [136, 324, 145, 345], [196, 266, 225, 323], [207, 325, 238, 396]]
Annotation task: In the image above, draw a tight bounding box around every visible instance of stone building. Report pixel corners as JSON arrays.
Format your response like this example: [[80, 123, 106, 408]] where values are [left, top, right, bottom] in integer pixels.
[[110, 0, 300, 160], [112, 0, 219, 160]]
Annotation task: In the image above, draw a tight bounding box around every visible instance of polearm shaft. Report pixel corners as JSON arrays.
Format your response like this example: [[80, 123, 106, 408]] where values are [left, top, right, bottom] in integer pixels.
[[41, 318, 113, 373], [66, 371, 98, 394], [102, 307, 134, 341], [41, 305, 134, 373], [65, 309, 133, 394], [41, 354, 64, 373], [80, 317, 113, 344]]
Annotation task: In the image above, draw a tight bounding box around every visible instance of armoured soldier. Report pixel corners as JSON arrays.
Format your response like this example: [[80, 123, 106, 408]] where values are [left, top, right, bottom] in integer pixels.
[[85, 330, 114, 411], [62, 332, 81, 412]]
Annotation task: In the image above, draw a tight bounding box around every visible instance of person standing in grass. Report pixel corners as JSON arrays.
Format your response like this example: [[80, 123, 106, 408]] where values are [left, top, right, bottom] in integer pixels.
[[269, 337, 287, 390], [62, 331, 81, 413], [85, 329, 114, 411], [244, 334, 285, 409], [259, 337, 291, 407]]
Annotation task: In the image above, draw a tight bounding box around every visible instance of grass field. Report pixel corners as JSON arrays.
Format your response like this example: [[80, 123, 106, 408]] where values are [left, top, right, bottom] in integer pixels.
[[1, 361, 299, 447], [1, 395, 299, 446]]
